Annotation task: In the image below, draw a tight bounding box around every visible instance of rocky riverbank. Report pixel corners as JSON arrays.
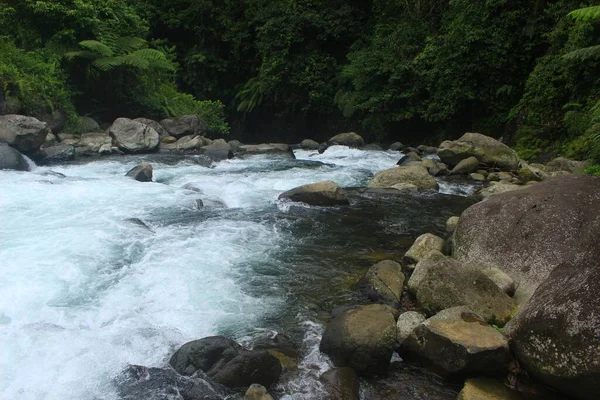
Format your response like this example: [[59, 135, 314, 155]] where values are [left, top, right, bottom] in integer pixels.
[[2, 113, 598, 400]]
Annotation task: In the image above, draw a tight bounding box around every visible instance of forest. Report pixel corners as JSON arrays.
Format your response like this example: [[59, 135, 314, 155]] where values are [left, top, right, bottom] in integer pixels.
[[1, 0, 599, 163]]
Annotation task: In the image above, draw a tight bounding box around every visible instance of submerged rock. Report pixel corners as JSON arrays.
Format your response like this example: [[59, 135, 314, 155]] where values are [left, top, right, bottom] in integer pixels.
[[368, 165, 439, 191], [278, 181, 349, 206], [0, 114, 49, 153], [318, 141, 329, 153], [438, 132, 519, 170], [115, 364, 228, 400], [401, 307, 510, 377], [320, 304, 398, 376], [320, 367, 360, 400], [126, 162, 153, 182], [109, 118, 159, 153], [359, 260, 405, 307], [454, 174, 600, 304], [327, 132, 365, 148], [0, 143, 30, 171]]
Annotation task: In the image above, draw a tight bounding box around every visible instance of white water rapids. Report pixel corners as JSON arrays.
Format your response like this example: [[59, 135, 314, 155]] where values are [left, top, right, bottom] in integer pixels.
[[0, 146, 474, 400]]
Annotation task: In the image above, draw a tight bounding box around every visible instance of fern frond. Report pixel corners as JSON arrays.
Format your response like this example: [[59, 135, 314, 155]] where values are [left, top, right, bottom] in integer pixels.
[[91, 57, 123, 71], [568, 6, 600, 21], [79, 40, 113, 57], [114, 37, 146, 56], [119, 55, 150, 70], [64, 50, 100, 61], [131, 48, 167, 61], [563, 45, 600, 61]]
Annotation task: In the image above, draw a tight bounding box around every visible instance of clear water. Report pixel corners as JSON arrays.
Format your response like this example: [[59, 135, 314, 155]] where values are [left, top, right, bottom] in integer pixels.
[[0, 147, 474, 400]]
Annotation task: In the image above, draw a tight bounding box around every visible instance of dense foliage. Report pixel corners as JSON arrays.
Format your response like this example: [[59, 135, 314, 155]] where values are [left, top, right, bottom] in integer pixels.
[[1, 0, 599, 157]]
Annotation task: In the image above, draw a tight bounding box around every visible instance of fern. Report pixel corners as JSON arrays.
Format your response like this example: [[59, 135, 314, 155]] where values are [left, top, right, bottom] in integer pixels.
[[79, 40, 113, 57], [564, 45, 600, 61], [568, 6, 600, 22], [235, 77, 265, 113]]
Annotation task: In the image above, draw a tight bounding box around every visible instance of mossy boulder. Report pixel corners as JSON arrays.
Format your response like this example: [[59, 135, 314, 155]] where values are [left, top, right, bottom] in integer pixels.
[[403, 233, 446, 265], [279, 181, 349, 206], [368, 165, 439, 191], [359, 260, 405, 307], [438, 133, 519, 170], [327, 132, 365, 148]]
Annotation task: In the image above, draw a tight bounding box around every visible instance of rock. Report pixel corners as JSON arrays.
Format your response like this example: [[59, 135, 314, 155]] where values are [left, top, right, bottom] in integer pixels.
[[545, 157, 587, 174], [207, 350, 282, 388], [396, 311, 426, 347], [480, 267, 516, 297], [98, 144, 112, 155], [175, 135, 205, 151], [446, 216, 460, 234], [320, 304, 398, 376], [0, 92, 22, 115], [78, 132, 112, 153], [109, 118, 159, 153], [57, 133, 75, 142], [437, 133, 520, 170], [421, 158, 437, 171], [478, 182, 523, 198], [318, 142, 329, 153], [363, 143, 383, 151], [44, 132, 58, 146], [417, 145, 438, 154], [404, 233, 445, 264], [0, 143, 30, 171], [39, 144, 75, 165], [228, 140, 242, 151], [327, 132, 365, 148], [134, 118, 169, 139], [162, 135, 177, 144], [396, 152, 421, 166], [278, 181, 349, 206], [429, 162, 450, 176], [126, 163, 153, 182], [237, 143, 295, 159], [517, 162, 544, 182], [170, 336, 243, 376], [300, 139, 319, 150], [159, 115, 204, 138], [115, 364, 228, 400], [360, 260, 405, 307], [251, 333, 299, 361], [503, 259, 600, 400], [406, 146, 419, 154], [401, 307, 510, 377], [388, 142, 405, 151], [454, 175, 600, 304], [470, 173, 486, 182], [451, 156, 480, 175], [77, 116, 101, 133], [390, 183, 418, 192], [38, 109, 66, 133], [0, 114, 49, 153], [201, 141, 234, 161], [368, 165, 439, 191], [244, 384, 273, 400], [408, 255, 517, 325], [320, 367, 360, 400], [458, 378, 523, 400]]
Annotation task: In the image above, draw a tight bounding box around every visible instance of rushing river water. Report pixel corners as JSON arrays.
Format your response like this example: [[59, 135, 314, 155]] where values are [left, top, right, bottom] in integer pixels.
[[0, 146, 477, 400]]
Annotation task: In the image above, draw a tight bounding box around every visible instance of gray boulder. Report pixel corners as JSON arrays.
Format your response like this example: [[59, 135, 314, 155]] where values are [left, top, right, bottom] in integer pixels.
[[396, 311, 426, 347], [368, 165, 439, 191], [300, 139, 319, 150], [404, 233, 446, 264], [0, 143, 30, 171], [201, 142, 234, 161], [77, 116, 101, 133], [175, 135, 205, 151], [407, 255, 517, 326], [237, 144, 295, 159], [78, 132, 112, 153], [454, 175, 600, 304], [278, 181, 349, 206], [320, 367, 360, 400], [401, 307, 510, 377], [437, 133, 520, 170], [360, 260, 405, 307], [504, 259, 600, 400], [396, 152, 422, 166], [134, 118, 169, 139], [126, 162, 153, 182], [115, 364, 229, 400], [363, 143, 383, 151], [39, 144, 75, 165], [318, 142, 329, 154], [170, 336, 243, 376], [159, 115, 204, 138], [0, 114, 49, 153], [320, 304, 398, 376], [109, 118, 159, 153], [388, 142, 405, 151], [545, 157, 587, 174], [451, 156, 479, 175], [327, 132, 365, 148]]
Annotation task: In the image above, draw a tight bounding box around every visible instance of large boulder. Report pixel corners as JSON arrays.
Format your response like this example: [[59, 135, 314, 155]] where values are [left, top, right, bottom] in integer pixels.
[[0, 143, 30, 171], [278, 181, 349, 206], [201, 141, 234, 161], [126, 163, 153, 182], [451, 156, 480, 175], [115, 364, 229, 400], [388, 142, 405, 151], [237, 143, 295, 159], [0, 114, 49, 153], [159, 115, 204, 138], [437, 133, 520, 170], [545, 157, 587, 174], [407, 255, 517, 326], [320, 367, 360, 400], [320, 304, 397, 376], [300, 139, 319, 150], [76, 116, 102, 133], [169, 336, 282, 389], [454, 175, 600, 304], [175, 135, 205, 151], [39, 143, 75, 165], [327, 132, 365, 148], [503, 259, 600, 400], [134, 118, 169, 139], [109, 118, 159, 153], [359, 260, 405, 307], [367, 165, 439, 191], [401, 307, 510, 377], [76, 132, 112, 155]]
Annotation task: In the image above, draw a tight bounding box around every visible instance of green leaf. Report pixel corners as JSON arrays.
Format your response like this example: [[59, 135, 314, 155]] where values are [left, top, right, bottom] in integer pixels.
[[79, 40, 113, 57]]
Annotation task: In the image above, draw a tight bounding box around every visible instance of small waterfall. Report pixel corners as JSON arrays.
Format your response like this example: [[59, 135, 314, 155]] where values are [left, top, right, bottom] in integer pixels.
[[22, 153, 37, 171]]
